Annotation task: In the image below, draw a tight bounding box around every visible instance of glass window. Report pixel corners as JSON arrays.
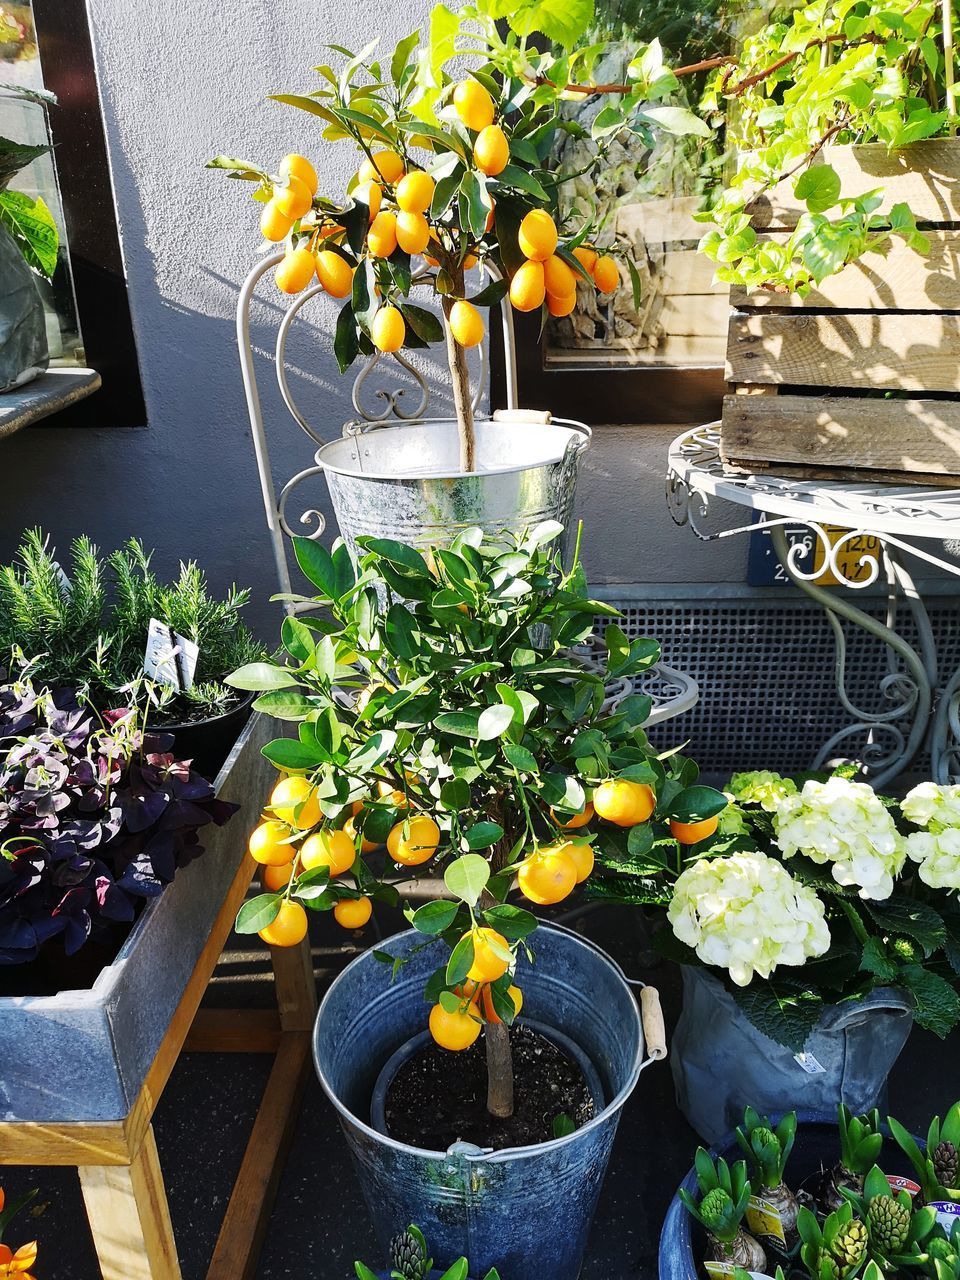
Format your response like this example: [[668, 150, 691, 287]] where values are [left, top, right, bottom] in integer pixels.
[[544, 0, 734, 371], [1, 2, 83, 364]]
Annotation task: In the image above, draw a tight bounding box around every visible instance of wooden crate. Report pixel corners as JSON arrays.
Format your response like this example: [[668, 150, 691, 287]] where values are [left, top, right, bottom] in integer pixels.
[[720, 138, 960, 485]]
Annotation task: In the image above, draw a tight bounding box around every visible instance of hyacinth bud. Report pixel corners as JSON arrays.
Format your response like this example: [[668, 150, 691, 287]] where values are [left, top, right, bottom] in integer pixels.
[[700, 1188, 734, 1230]]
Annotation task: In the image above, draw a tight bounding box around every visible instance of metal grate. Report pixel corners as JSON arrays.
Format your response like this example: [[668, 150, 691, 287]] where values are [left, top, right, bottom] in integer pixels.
[[593, 588, 960, 781]]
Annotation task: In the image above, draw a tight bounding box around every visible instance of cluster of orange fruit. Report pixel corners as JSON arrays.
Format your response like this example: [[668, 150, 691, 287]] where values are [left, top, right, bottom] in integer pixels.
[[252, 75, 620, 357], [246, 772, 443, 947], [429, 924, 523, 1050], [509, 209, 619, 317]]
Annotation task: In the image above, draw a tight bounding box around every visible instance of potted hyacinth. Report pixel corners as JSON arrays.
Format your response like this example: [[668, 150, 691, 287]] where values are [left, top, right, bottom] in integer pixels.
[[227, 524, 712, 1278], [209, 0, 710, 548], [590, 770, 960, 1143], [663, 1100, 960, 1280]]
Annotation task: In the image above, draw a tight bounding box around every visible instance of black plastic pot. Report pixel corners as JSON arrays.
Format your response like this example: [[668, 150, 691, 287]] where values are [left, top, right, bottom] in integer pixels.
[[151, 693, 254, 780]]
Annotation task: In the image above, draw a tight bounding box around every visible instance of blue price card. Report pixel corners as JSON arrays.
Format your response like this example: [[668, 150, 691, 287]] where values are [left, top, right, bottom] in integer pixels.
[[746, 514, 818, 586]]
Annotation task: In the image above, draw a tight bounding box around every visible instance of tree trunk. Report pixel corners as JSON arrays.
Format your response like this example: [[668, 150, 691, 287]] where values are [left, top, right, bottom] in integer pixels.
[[441, 292, 476, 474], [481, 811, 515, 1119], [485, 1020, 515, 1118]]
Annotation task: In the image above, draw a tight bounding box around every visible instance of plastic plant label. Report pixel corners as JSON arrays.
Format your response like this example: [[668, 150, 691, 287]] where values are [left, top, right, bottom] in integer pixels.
[[51, 559, 72, 598], [705, 1265, 776, 1280], [143, 618, 198, 690], [928, 1201, 960, 1232], [887, 1174, 921, 1198], [747, 1195, 787, 1245], [794, 1051, 827, 1074]]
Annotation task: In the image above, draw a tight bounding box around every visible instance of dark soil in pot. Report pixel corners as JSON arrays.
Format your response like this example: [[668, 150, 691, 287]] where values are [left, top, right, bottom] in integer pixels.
[[0, 916, 139, 997], [149, 692, 254, 780], [384, 1023, 595, 1150]]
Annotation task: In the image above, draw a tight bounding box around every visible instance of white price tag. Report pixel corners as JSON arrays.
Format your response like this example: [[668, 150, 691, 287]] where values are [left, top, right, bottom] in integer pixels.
[[929, 1201, 960, 1233], [143, 619, 198, 690], [794, 1052, 827, 1074]]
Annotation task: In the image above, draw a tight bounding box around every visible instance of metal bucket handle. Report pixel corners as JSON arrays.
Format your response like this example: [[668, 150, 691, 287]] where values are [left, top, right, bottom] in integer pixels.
[[541, 920, 668, 1067]]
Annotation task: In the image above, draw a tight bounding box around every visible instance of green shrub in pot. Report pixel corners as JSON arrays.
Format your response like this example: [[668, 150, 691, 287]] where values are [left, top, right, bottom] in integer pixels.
[[0, 528, 267, 727]]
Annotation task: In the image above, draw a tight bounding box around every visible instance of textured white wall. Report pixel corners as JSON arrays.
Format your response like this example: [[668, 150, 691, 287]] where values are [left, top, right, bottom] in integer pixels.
[[0, 0, 745, 634]]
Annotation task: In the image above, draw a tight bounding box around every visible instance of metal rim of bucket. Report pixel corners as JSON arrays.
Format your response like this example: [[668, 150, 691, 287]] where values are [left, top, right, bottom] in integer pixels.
[[313, 923, 647, 1164], [313, 415, 592, 484]]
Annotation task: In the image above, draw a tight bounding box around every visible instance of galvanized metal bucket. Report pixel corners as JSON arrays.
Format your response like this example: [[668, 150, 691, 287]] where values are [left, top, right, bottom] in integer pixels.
[[671, 966, 914, 1145], [314, 924, 663, 1280], [315, 412, 591, 558]]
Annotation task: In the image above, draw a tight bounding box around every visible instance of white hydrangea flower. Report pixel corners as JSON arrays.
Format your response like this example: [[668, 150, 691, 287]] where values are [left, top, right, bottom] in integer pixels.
[[902, 782, 960, 830], [906, 827, 960, 890], [773, 776, 905, 900], [667, 850, 831, 987], [729, 770, 798, 812]]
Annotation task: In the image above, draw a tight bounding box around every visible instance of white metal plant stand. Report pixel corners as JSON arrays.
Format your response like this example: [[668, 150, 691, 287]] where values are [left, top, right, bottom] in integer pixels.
[[236, 252, 699, 726], [666, 423, 960, 786]]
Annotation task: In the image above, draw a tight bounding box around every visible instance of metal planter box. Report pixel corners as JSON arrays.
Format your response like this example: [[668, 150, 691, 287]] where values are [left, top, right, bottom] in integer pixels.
[[0, 713, 271, 1123]]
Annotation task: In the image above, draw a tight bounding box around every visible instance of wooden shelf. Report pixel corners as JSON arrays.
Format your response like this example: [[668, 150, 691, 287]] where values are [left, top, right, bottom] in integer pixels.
[[0, 366, 101, 438]]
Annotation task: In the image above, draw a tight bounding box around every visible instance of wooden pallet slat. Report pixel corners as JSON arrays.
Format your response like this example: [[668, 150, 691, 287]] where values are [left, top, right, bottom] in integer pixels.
[[747, 138, 960, 229], [731, 230, 960, 312], [726, 311, 960, 393], [721, 392, 960, 484]]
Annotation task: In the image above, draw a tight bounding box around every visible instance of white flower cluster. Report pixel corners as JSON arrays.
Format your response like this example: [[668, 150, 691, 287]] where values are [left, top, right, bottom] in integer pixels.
[[729, 770, 798, 813], [905, 829, 960, 891], [667, 850, 831, 986], [901, 782, 960, 890], [901, 782, 960, 830], [773, 776, 905, 900]]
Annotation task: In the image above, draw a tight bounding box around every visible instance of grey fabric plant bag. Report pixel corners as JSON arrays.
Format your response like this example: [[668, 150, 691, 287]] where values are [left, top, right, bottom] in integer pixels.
[[0, 222, 48, 392], [672, 965, 915, 1144]]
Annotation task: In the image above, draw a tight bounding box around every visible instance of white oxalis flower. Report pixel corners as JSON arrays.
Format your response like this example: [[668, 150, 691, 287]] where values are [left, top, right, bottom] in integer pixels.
[[901, 782, 960, 830], [667, 850, 831, 987], [773, 776, 905, 900], [906, 827, 960, 890]]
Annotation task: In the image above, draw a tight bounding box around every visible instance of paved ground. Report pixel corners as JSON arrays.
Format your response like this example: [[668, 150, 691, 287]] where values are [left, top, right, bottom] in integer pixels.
[[3, 901, 955, 1279]]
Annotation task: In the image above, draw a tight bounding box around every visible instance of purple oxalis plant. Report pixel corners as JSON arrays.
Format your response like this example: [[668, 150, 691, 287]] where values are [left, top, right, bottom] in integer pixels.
[[0, 674, 236, 964]]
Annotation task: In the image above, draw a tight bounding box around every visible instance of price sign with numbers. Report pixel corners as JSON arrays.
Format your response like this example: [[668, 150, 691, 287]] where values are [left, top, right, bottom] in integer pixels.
[[748, 517, 881, 588]]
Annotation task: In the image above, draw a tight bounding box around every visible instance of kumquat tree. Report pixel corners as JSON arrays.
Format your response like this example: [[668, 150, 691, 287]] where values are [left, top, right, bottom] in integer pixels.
[[227, 524, 726, 1119], [208, 0, 713, 471]]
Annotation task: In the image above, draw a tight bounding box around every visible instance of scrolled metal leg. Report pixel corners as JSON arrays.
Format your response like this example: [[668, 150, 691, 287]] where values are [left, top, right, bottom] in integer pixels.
[[769, 526, 932, 788], [932, 665, 960, 784]]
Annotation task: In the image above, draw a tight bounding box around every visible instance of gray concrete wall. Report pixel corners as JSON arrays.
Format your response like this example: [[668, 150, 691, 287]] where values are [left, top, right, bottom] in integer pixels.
[[0, 0, 744, 639]]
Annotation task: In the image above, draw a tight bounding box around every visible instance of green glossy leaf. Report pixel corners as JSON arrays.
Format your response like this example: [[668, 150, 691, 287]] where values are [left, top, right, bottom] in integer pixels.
[[412, 899, 460, 934], [444, 853, 490, 906], [434, 710, 481, 739], [445, 931, 475, 985], [440, 777, 471, 811], [483, 903, 538, 940], [261, 738, 321, 770], [464, 820, 504, 849], [334, 300, 360, 373], [227, 662, 301, 691], [669, 785, 728, 823], [253, 690, 315, 720], [478, 703, 515, 740], [0, 189, 58, 277], [236, 893, 281, 934], [794, 165, 842, 214]]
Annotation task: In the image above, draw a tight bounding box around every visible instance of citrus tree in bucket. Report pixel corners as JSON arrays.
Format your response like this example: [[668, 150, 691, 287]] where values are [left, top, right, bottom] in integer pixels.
[[209, 0, 711, 475], [226, 525, 717, 1274]]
